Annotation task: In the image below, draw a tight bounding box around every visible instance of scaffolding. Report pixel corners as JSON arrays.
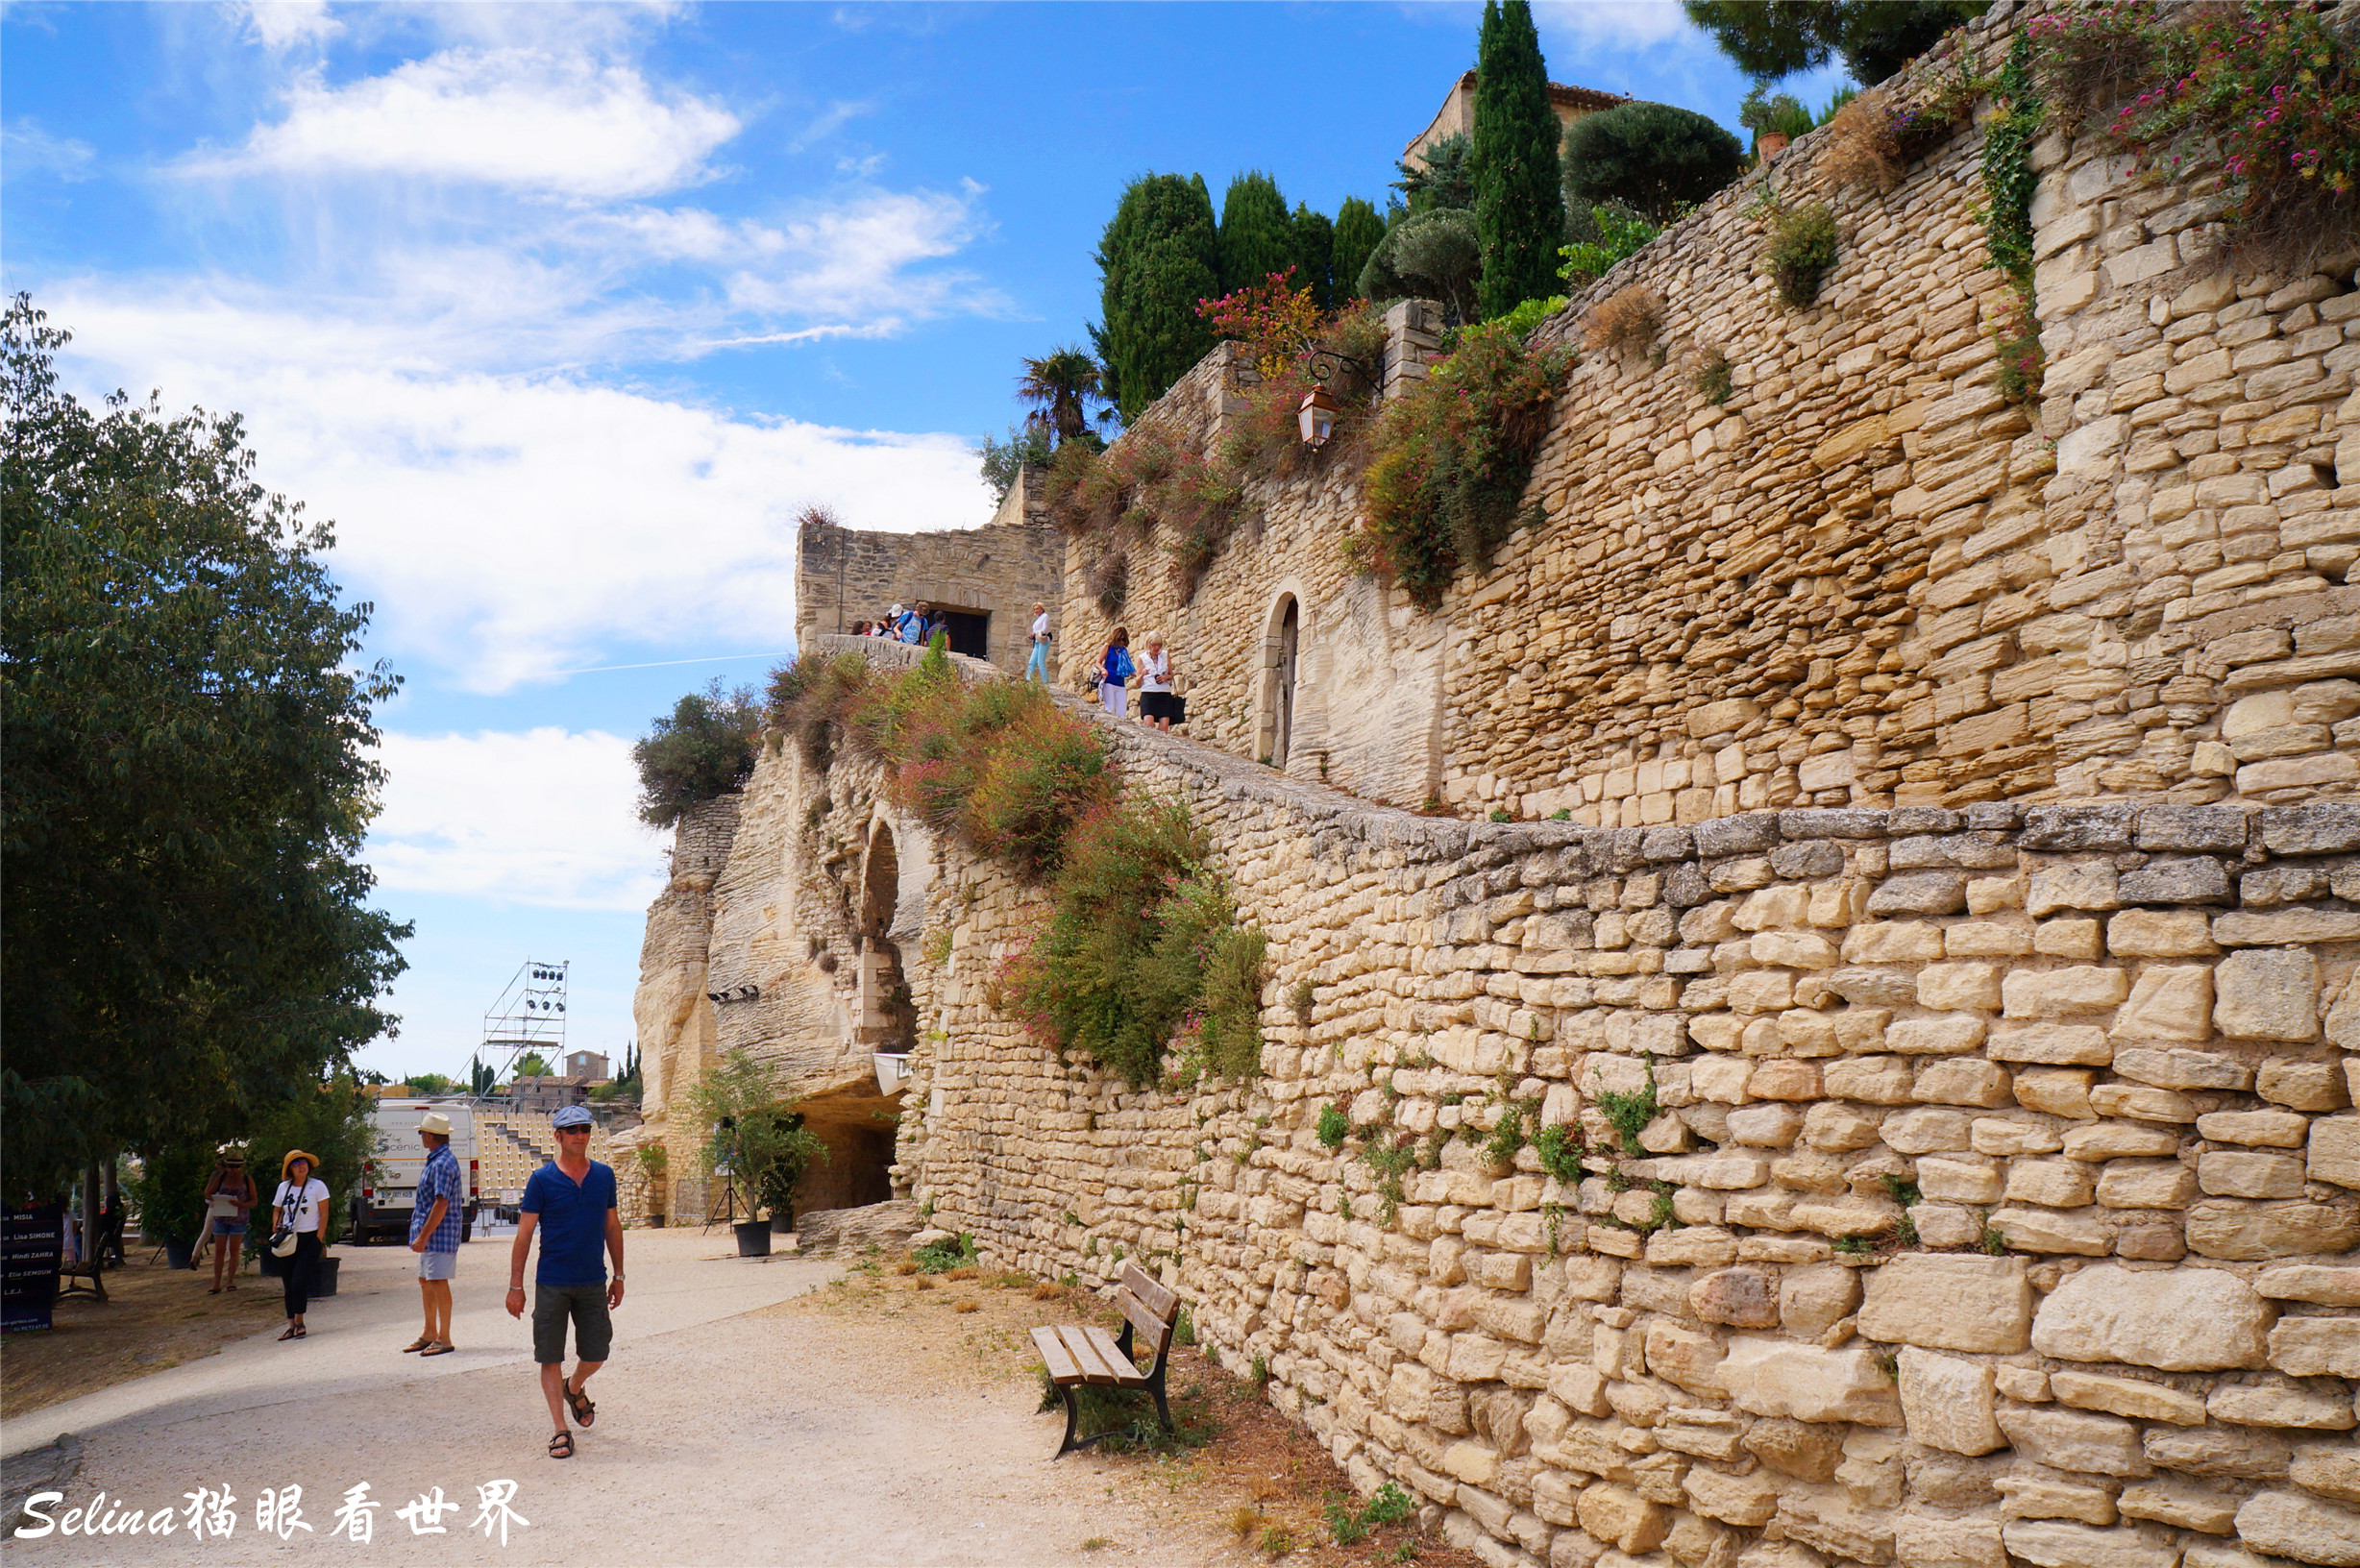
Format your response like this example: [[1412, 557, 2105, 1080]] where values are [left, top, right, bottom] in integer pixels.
[[479, 959, 568, 1085]]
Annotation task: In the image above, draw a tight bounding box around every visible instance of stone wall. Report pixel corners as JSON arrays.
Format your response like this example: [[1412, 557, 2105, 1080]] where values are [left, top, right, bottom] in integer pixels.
[[1055, 0, 2359, 824], [795, 477, 1063, 677]]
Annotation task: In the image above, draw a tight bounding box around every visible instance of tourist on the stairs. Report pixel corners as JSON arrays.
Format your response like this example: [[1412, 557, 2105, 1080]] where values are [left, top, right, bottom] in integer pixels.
[[1026, 601, 1051, 682], [1137, 631, 1182, 733], [1097, 626, 1133, 718]]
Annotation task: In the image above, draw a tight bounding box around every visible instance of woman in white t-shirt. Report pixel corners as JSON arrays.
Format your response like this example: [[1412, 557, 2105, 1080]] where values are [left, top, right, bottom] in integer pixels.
[[1025, 601, 1051, 683], [1136, 631, 1181, 733], [272, 1150, 331, 1340]]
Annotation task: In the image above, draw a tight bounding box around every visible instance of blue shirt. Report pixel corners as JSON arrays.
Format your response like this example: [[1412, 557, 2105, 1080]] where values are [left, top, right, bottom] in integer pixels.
[[520, 1160, 616, 1286], [409, 1143, 465, 1253]]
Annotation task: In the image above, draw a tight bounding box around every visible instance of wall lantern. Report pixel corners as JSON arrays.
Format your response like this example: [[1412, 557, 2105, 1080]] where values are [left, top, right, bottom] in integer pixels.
[[1298, 386, 1339, 448]]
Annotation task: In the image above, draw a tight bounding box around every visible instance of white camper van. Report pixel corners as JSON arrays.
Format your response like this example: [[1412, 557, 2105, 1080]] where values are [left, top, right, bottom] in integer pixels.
[[355, 1099, 480, 1245]]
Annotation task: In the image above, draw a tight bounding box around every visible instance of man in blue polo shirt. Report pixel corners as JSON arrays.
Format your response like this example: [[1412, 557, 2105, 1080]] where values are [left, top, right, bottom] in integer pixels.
[[505, 1105, 623, 1461]]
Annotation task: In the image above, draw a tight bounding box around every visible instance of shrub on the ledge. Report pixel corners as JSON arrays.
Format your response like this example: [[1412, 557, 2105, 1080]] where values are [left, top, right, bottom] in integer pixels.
[[1349, 321, 1573, 610], [633, 677, 761, 827], [1583, 285, 1665, 357]]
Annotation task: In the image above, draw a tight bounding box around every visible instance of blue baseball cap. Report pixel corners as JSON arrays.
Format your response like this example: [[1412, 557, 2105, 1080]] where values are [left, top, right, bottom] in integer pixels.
[[552, 1105, 594, 1129]]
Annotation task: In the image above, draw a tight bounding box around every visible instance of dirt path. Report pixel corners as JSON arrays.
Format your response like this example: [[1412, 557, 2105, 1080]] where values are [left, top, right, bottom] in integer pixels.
[[0, 1231, 1246, 1567]]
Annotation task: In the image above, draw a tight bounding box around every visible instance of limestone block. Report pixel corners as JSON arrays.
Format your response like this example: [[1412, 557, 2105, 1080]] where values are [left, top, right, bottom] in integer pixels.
[[1718, 1335, 1902, 1425], [2088, 1083, 2200, 1122], [1917, 1156, 2004, 1205], [2217, 908, 2360, 945], [2096, 1159, 2198, 1209], [2234, 1491, 2360, 1567], [1974, 1111, 2065, 1156], [1994, 1405, 2151, 1478], [1887, 1016, 1988, 1056], [2113, 1047, 2251, 1091], [1748, 1060, 1823, 1100], [2200, 1111, 2311, 1147], [1985, 1205, 2109, 1255], [2268, 1317, 2360, 1379], [1910, 1203, 1984, 1248], [1857, 1254, 2032, 1353], [1881, 1108, 1972, 1154], [1684, 1465, 1779, 1527], [1726, 1104, 1805, 1147], [1780, 1266, 1860, 1336], [2034, 919, 2104, 960], [2004, 966, 2130, 1017], [2050, 1368, 2209, 1426], [2028, 864, 2120, 916], [1824, 1054, 1913, 1103], [1804, 1100, 1885, 1151], [2115, 1479, 2240, 1534], [2201, 1151, 2308, 1199], [1869, 871, 1970, 917], [2001, 1519, 2178, 1568], [1919, 962, 2002, 1011], [2185, 1200, 2360, 1261], [1689, 1267, 1779, 1329], [1548, 1361, 1611, 1418], [2291, 1444, 2360, 1506], [2007, 1160, 2098, 1207], [2258, 1061, 2349, 1112], [1894, 1511, 2005, 1568], [1997, 1469, 2115, 1524], [1990, 1023, 2113, 1066], [2255, 1263, 2360, 1307], [2119, 858, 2233, 906], [2032, 1262, 2274, 1369], [2106, 910, 2219, 957], [1896, 1348, 2004, 1456], [1643, 1319, 1727, 1393], [1443, 1440, 1501, 1486], [2214, 948, 2320, 1040], [2147, 1424, 2297, 1480], [2207, 1380, 2357, 1431], [2017, 1068, 2097, 1119], [2309, 1116, 2360, 1189]]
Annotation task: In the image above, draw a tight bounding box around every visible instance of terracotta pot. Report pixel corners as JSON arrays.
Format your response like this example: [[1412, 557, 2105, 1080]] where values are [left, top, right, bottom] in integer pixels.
[[1758, 132, 1792, 162]]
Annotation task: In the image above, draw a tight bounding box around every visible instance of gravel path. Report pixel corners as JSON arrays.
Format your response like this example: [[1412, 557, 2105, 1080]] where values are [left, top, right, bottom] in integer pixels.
[[2, 1229, 1232, 1566]]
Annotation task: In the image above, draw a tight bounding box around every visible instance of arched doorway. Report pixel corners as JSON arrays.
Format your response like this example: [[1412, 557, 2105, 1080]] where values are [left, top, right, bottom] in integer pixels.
[[855, 822, 914, 1050], [1256, 594, 1300, 771]]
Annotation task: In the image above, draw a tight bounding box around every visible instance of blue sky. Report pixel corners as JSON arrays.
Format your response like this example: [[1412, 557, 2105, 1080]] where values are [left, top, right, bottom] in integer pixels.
[[4, 1, 1842, 1082]]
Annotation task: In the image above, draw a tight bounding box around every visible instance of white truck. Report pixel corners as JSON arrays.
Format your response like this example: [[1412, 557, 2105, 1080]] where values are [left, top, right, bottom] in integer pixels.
[[354, 1099, 481, 1245]]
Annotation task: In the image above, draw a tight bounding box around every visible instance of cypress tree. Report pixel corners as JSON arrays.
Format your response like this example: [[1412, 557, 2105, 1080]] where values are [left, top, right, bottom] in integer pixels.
[[1217, 170, 1294, 295], [1331, 197, 1387, 306], [1471, 0, 1566, 320], [1290, 204, 1336, 311], [1092, 172, 1220, 421]]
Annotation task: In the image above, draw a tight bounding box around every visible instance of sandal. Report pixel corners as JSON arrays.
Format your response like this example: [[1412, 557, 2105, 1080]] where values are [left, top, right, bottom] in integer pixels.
[[209, 1286, 222, 1295], [419, 1341, 455, 1357], [279, 1327, 303, 1341], [402, 1337, 433, 1353], [564, 1385, 596, 1427], [548, 1432, 574, 1460]]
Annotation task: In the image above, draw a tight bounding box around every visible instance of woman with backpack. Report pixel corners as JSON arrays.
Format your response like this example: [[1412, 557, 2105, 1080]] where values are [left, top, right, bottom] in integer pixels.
[[1097, 626, 1133, 718]]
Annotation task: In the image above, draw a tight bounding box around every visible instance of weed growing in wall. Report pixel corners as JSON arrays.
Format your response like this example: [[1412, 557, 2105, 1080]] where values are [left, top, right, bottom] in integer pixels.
[[1761, 199, 1840, 308], [1979, 29, 2047, 408], [1315, 1100, 1351, 1151], [1534, 1121, 1585, 1186], [1691, 346, 1733, 405], [1582, 285, 1666, 358], [1593, 1056, 1659, 1155], [1347, 321, 1573, 611]]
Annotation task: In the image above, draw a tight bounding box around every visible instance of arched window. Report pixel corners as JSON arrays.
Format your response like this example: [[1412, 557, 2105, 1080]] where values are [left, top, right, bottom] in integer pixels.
[[1255, 593, 1300, 771]]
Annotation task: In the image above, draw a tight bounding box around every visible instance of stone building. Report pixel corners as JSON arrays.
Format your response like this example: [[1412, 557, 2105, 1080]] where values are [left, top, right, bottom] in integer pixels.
[[638, 5, 2360, 1563], [792, 473, 1063, 677], [1405, 69, 1629, 168]]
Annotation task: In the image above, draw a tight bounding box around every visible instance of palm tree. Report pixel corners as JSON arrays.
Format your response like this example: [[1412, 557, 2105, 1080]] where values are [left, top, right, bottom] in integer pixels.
[[1017, 347, 1105, 445]]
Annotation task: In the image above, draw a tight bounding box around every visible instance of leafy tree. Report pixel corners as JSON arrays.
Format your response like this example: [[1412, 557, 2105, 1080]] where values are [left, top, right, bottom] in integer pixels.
[[1359, 207, 1484, 322], [631, 677, 760, 828], [1092, 172, 1221, 420], [243, 1072, 376, 1243], [1473, 0, 1567, 319], [1393, 131, 1477, 215], [1290, 203, 1336, 311], [470, 1055, 497, 1097], [408, 1072, 456, 1096], [978, 422, 1055, 504], [515, 1052, 552, 1079], [1331, 198, 1387, 304], [1017, 346, 1106, 445], [1217, 170, 1294, 295], [1683, 1, 1988, 86], [1559, 203, 1661, 284], [1562, 102, 1746, 224], [2, 296, 410, 1198]]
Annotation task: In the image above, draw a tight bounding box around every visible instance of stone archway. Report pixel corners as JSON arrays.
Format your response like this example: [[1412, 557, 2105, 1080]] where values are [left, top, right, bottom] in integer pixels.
[[855, 821, 914, 1051], [1255, 592, 1302, 772]]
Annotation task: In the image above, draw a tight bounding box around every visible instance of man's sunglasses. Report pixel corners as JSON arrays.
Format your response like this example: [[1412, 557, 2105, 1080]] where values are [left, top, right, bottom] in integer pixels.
[[556, 1124, 593, 1134]]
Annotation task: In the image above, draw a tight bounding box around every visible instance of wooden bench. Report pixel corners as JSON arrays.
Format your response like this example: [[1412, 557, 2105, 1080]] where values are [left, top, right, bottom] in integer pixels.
[[1030, 1263, 1180, 1458], [57, 1260, 106, 1303]]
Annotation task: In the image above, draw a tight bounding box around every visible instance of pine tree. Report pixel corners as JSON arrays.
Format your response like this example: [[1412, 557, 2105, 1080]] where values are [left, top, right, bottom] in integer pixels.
[[1331, 198, 1387, 306], [1471, 0, 1566, 320], [1092, 172, 1221, 420], [1217, 170, 1294, 295], [1290, 204, 1336, 311]]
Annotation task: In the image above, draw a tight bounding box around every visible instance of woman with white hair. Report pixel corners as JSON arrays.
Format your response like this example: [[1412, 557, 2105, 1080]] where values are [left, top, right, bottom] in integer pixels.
[[1136, 630, 1181, 733]]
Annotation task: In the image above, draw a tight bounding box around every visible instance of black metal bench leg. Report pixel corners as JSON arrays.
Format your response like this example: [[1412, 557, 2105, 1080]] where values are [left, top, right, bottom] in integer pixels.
[[1148, 1361, 1172, 1433], [1053, 1384, 1081, 1459]]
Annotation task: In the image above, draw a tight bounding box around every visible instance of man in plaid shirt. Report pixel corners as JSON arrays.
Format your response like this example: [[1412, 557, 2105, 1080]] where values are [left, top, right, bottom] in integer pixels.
[[405, 1111, 465, 1356]]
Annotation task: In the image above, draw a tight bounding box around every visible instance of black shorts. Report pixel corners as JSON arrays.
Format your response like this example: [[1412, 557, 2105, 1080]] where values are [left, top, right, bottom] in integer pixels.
[[532, 1283, 613, 1364], [1140, 691, 1184, 723]]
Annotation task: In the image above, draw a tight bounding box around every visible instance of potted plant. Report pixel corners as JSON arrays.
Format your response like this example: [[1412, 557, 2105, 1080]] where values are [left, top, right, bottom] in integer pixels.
[[686, 1050, 827, 1256], [744, 1106, 827, 1236], [129, 1144, 212, 1270], [633, 1144, 670, 1227], [1739, 83, 1811, 162]]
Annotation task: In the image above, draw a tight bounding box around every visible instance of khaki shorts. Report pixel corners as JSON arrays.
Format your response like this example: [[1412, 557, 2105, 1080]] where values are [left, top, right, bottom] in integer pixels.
[[532, 1283, 612, 1364], [417, 1250, 456, 1281]]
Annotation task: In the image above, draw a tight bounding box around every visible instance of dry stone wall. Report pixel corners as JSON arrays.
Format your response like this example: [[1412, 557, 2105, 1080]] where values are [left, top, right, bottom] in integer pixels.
[[1055, 0, 2360, 827]]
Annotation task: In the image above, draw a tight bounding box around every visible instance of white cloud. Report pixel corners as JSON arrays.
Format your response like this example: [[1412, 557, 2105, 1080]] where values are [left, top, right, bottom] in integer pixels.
[[369, 727, 663, 909], [1534, 1, 1699, 51], [189, 47, 741, 199], [241, 1, 339, 52], [49, 286, 996, 691], [788, 99, 873, 153], [3, 119, 96, 182]]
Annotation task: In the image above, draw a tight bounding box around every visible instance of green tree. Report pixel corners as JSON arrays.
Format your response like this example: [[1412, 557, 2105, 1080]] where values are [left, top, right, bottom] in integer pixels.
[[977, 422, 1054, 504], [1017, 346, 1106, 445], [1473, 0, 1567, 319], [1394, 132, 1477, 214], [1092, 172, 1221, 420], [1562, 102, 1746, 223], [1290, 203, 1336, 311], [1682, 1, 1988, 86], [1359, 207, 1484, 321], [515, 1052, 552, 1079], [1331, 198, 1387, 304], [1217, 170, 1294, 294], [471, 1055, 497, 1097], [408, 1072, 456, 1096], [2, 297, 410, 1198], [631, 677, 760, 828], [244, 1072, 376, 1243]]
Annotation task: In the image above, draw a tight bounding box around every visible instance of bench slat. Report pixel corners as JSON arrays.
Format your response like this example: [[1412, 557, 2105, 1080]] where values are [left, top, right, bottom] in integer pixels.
[[1121, 1263, 1177, 1323], [1118, 1290, 1175, 1360], [1072, 1325, 1150, 1387], [1031, 1326, 1083, 1385], [1055, 1325, 1127, 1385]]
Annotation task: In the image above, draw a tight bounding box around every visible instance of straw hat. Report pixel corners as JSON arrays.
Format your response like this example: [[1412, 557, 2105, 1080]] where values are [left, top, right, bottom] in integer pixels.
[[281, 1149, 321, 1182], [419, 1111, 453, 1137]]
